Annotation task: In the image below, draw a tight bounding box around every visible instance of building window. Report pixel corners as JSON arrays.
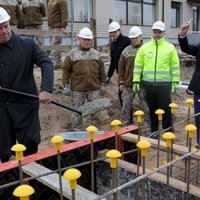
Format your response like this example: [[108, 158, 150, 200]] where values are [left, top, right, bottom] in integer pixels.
[[193, 6, 198, 31], [115, 0, 156, 26], [171, 2, 180, 28], [69, 0, 91, 22]]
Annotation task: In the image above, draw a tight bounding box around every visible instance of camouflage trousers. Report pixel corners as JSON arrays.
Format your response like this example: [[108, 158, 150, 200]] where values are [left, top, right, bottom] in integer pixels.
[[25, 25, 43, 45], [71, 90, 100, 131], [121, 87, 150, 125], [49, 29, 62, 69]]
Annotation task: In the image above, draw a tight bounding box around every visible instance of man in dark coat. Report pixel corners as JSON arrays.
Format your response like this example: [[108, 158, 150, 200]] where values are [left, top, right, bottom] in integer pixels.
[[107, 21, 131, 120], [107, 21, 131, 83], [179, 22, 200, 147], [0, 7, 54, 163]]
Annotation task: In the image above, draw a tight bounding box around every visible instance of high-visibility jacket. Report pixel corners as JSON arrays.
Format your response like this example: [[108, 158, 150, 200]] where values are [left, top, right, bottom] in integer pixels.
[[133, 37, 180, 84]]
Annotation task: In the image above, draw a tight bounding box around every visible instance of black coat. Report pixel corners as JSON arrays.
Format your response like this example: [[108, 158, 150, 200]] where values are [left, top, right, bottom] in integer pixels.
[[178, 36, 200, 94], [0, 32, 54, 156], [107, 34, 131, 78]]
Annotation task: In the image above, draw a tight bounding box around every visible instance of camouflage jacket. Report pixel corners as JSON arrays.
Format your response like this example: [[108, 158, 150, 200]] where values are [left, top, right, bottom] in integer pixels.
[[62, 47, 106, 91], [118, 43, 142, 87], [22, 0, 46, 26], [0, 0, 22, 25], [48, 0, 68, 28]]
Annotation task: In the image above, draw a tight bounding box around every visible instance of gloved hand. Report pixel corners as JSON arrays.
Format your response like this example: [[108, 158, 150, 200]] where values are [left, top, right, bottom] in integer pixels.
[[63, 84, 72, 96], [100, 83, 106, 96], [132, 83, 140, 93], [171, 82, 179, 94]]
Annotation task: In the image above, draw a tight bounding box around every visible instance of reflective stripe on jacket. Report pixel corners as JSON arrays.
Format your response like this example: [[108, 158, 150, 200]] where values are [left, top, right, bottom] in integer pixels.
[[133, 37, 180, 83]]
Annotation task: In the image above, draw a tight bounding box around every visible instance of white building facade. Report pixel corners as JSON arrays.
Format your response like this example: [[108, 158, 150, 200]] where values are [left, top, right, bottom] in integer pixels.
[[43, 0, 199, 44], [64, 0, 199, 40]]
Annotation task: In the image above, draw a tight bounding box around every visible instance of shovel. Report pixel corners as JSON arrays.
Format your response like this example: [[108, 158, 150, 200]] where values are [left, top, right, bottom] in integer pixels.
[[0, 87, 112, 117]]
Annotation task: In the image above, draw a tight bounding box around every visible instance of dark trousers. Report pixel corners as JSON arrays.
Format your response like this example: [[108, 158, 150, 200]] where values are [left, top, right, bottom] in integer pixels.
[[0, 142, 38, 163], [194, 93, 200, 144], [143, 83, 172, 133]]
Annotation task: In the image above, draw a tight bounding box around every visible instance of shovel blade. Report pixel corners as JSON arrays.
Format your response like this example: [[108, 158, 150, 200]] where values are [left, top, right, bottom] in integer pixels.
[[79, 97, 112, 117]]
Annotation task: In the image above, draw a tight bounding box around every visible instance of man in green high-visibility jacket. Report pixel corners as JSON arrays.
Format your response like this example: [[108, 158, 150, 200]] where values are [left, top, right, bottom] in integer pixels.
[[133, 21, 180, 133]]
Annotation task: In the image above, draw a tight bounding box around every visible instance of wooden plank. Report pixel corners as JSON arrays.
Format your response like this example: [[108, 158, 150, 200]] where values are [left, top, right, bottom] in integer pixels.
[[121, 133, 200, 160], [0, 125, 137, 173], [12, 28, 71, 37], [41, 45, 71, 51], [22, 162, 102, 200], [117, 159, 200, 197]]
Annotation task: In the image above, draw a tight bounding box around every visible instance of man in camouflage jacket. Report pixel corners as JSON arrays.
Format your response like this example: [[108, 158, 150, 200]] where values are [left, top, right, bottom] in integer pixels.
[[62, 28, 106, 131]]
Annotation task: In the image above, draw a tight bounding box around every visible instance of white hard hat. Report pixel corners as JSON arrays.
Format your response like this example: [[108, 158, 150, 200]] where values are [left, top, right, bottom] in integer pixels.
[[129, 26, 142, 38], [78, 27, 93, 39], [108, 22, 120, 32], [152, 21, 165, 31], [0, 7, 10, 24]]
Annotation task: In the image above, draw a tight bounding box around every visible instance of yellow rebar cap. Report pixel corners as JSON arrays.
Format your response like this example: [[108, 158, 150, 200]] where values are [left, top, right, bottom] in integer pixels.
[[86, 126, 98, 132], [134, 110, 144, 122], [13, 184, 34, 197], [162, 132, 176, 140], [169, 103, 178, 113], [169, 103, 178, 108], [106, 150, 121, 168], [111, 119, 122, 126], [86, 126, 98, 140], [185, 124, 197, 132], [11, 144, 26, 152], [51, 135, 64, 144], [134, 110, 144, 116], [185, 124, 197, 139], [106, 149, 121, 158], [186, 99, 193, 108], [136, 140, 151, 149], [155, 109, 165, 115], [111, 119, 122, 132], [63, 168, 81, 181], [155, 109, 165, 120]]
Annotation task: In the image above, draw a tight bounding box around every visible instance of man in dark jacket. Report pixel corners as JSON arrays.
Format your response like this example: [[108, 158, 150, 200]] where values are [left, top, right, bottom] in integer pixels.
[[179, 22, 200, 146], [0, 7, 54, 163], [107, 21, 131, 83]]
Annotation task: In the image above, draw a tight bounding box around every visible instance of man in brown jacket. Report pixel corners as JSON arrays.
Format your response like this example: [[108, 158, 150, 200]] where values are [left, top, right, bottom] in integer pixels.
[[0, 0, 22, 27], [48, 0, 68, 69], [22, 0, 46, 45], [62, 27, 106, 131]]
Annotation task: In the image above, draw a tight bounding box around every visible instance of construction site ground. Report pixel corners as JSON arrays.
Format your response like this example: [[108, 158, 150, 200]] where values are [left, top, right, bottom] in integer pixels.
[[36, 49, 197, 171]]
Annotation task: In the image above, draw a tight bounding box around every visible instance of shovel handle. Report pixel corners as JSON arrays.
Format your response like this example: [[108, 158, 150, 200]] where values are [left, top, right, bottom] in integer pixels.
[[0, 87, 82, 115]]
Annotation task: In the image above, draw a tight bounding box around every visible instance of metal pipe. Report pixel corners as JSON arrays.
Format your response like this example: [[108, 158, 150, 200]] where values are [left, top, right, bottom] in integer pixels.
[[186, 138, 192, 200], [157, 120, 161, 168], [72, 189, 75, 200], [18, 160, 24, 184], [170, 141, 174, 176], [141, 156, 145, 200], [136, 121, 141, 200], [70, 0, 74, 48], [91, 140, 94, 192], [57, 150, 63, 200], [166, 146, 170, 200], [112, 168, 117, 200]]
